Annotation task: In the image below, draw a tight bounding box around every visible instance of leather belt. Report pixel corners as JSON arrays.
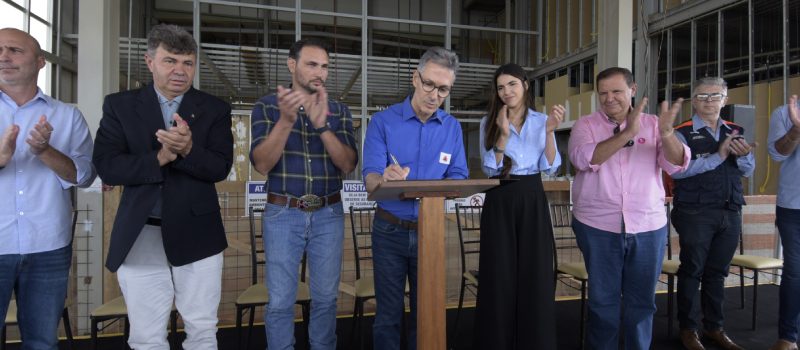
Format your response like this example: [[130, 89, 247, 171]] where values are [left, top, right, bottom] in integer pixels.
[[376, 207, 418, 230], [145, 217, 162, 226], [267, 192, 341, 212]]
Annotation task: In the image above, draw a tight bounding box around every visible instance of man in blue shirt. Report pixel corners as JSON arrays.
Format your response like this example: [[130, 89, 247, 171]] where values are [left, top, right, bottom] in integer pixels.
[[250, 38, 357, 350], [768, 94, 800, 350], [671, 77, 754, 350], [362, 46, 468, 349], [0, 28, 96, 348]]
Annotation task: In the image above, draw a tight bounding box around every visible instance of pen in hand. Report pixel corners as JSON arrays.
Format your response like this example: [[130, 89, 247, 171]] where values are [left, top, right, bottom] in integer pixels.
[[387, 152, 410, 181]]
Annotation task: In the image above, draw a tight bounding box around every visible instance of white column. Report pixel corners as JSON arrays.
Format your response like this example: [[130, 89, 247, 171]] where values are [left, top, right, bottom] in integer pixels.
[[76, 0, 120, 333], [597, 0, 633, 71]]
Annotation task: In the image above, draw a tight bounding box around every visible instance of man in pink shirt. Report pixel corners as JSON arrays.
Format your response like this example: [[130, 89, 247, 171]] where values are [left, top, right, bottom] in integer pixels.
[[568, 67, 690, 349]]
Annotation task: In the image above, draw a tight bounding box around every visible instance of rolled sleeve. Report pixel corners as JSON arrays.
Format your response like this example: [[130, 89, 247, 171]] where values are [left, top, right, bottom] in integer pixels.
[[249, 100, 275, 163], [335, 104, 358, 152], [478, 117, 501, 177], [59, 109, 96, 189], [657, 139, 690, 175], [768, 105, 792, 162], [445, 122, 469, 179], [361, 114, 388, 177], [538, 132, 561, 176], [568, 118, 602, 172], [737, 152, 755, 177], [671, 131, 722, 179]]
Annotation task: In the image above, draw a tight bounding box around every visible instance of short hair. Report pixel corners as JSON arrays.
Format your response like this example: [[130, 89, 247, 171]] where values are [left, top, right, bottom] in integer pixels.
[[147, 24, 197, 57], [417, 47, 459, 75], [0, 28, 42, 57], [596, 67, 635, 88], [693, 76, 727, 91], [288, 38, 330, 60]]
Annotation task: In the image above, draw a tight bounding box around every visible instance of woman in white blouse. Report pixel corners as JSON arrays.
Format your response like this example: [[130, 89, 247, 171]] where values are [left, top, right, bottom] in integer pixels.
[[473, 63, 564, 349]]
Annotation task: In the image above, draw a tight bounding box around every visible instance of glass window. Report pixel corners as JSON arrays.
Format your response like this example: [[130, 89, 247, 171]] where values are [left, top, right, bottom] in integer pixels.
[[32, 0, 51, 20], [0, 2, 24, 29], [30, 18, 50, 51], [722, 3, 749, 88], [37, 62, 51, 95], [695, 14, 718, 79], [753, 0, 783, 82], [671, 23, 691, 100], [790, 0, 800, 76], [655, 32, 667, 102]]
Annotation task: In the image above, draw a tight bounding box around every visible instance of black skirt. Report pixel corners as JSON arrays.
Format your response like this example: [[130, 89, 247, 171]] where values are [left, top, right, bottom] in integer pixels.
[[473, 173, 557, 349]]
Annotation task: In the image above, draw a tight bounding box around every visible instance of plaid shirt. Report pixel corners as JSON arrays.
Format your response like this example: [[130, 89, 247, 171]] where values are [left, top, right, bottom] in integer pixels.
[[250, 93, 357, 197]]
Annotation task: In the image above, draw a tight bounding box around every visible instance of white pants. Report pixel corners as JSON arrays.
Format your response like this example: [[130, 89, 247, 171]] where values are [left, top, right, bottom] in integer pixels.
[[117, 225, 223, 350]]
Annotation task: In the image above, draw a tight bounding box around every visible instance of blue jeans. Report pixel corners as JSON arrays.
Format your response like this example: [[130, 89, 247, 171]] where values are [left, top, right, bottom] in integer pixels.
[[263, 202, 344, 350], [572, 219, 666, 350], [372, 216, 417, 350], [0, 244, 72, 350], [777, 206, 800, 342], [672, 205, 741, 331]]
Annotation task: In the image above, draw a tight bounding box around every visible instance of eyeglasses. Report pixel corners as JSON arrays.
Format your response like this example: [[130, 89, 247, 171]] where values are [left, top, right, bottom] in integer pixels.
[[693, 93, 726, 102], [613, 124, 634, 147], [416, 71, 452, 98]]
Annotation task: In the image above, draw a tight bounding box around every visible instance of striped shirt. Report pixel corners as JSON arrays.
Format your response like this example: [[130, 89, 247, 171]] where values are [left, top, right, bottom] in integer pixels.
[[250, 93, 357, 197]]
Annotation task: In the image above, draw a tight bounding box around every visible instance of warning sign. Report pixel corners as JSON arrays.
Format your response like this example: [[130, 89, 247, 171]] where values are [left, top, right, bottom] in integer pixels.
[[341, 180, 375, 212]]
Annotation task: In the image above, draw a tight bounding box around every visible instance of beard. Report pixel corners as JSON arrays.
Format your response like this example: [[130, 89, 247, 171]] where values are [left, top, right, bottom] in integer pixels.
[[298, 78, 325, 94]]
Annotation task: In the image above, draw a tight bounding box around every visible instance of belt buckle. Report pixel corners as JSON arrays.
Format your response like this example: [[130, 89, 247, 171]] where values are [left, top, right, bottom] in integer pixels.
[[298, 194, 323, 212]]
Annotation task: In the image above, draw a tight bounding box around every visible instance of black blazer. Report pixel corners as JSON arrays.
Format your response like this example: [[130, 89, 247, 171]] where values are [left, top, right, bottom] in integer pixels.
[[93, 84, 233, 272]]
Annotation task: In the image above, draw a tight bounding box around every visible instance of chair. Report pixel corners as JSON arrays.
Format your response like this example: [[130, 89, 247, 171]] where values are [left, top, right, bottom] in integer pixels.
[[348, 205, 376, 349], [549, 203, 588, 349], [1, 211, 77, 350], [89, 296, 179, 350], [660, 202, 680, 336], [449, 204, 482, 349], [2, 299, 74, 350], [235, 207, 311, 349], [729, 225, 783, 330]]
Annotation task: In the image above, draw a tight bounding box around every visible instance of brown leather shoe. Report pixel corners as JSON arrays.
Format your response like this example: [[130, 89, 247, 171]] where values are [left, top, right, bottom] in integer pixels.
[[769, 339, 799, 350], [680, 329, 705, 350], [703, 329, 743, 350]]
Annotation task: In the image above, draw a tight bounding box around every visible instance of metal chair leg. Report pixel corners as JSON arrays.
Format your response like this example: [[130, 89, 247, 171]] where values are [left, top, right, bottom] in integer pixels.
[[580, 280, 587, 350], [169, 310, 178, 348], [1, 325, 6, 350], [450, 278, 467, 350], [90, 318, 98, 350], [752, 271, 759, 330], [62, 307, 74, 350], [246, 306, 256, 349], [739, 266, 745, 309], [667, 274, 674, 337]]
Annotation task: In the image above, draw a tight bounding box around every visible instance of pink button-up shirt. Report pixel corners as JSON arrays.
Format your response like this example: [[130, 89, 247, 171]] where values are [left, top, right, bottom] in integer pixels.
[[568, 110, 690, 234]]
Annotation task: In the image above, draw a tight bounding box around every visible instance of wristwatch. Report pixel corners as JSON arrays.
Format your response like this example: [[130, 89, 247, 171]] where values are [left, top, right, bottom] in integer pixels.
[[314, 124, 330, 134], [492, 145, 505, 154]]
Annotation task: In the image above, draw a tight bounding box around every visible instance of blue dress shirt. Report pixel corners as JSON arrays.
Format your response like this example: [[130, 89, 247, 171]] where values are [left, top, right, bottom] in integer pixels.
[[149, 89, 184, 218], [672, 114, 755, 179], [478, 108, 561, 177], [362, 97, 468, 221], [0, 89, 96, 254], [768, 104, 800, 209]]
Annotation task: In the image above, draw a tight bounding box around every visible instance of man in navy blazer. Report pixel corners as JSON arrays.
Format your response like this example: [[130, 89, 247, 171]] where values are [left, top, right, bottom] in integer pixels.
[[93, 24, 232, 350]]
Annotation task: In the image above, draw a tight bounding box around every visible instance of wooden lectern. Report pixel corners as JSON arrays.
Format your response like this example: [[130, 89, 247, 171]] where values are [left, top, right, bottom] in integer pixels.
[[368, 179, 500, 350]]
